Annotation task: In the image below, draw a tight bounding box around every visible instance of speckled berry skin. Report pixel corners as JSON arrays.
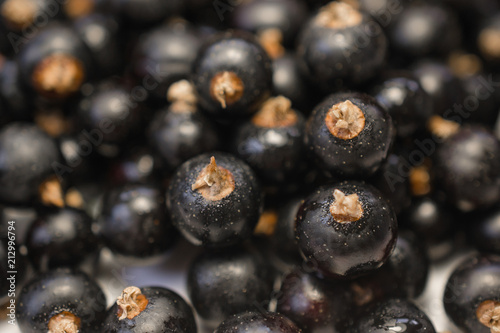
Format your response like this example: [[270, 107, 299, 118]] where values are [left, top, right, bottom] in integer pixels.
[[305, 92, 394, 178], [232, 110, 306, 184], [191, 31, 273, 118], [297, 8, 387, 91], [444, 254, 500, 333], [102, 287, 197, 333], [187, 247, 274, 323], [215, 311, 302, 333], [167, 152, 262, 247], [296, 182, 397, 279], [17, 268, 107, 333], [349, 298, 436, 333]]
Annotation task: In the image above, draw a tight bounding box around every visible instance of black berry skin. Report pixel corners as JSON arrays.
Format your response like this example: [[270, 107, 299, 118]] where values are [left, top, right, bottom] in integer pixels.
[[435, 126, 500, 211], [76, 80, 142, 146], [229, 0, 309, 46], [99, 184, 177, 262], [305, 92, 394, 178], [444, 254, 500, 333], [167, 152, 262, 247], [372, 73, 433, 138], [232, 101, 306, 184], [276, 269, 352, 332], [131, 21, 204, 104], [412, 60, 465, 116], [148, 104, 219, 171], [461, 73, 500, 126], [17, 268, 107, 333], [0, 122, 61, 204], [401, 196, 455, 260], [191, 31, 273, 118], [297, 2, 387, 92], [102, 287, 197, 333], [17, 23, 94, 100], [215, 311, 301, 333], [469, 207, 500, 254], [107, 147, 162, 186], [387, 3, 461, 58], [296, 182, 397, 279], [368, 154, 411, 216], [25, 206, 99, 271], [272, 54, 314, 112], [187, 247, 274, 324], [349, 298, 436, 333], [349, 231, 429, 307]]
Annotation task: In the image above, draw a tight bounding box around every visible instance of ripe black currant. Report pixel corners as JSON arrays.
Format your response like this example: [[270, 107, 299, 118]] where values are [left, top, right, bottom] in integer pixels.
[[167, 152, 262, 247], [296, 181, 397, 279], [305, 92, 394, 178]]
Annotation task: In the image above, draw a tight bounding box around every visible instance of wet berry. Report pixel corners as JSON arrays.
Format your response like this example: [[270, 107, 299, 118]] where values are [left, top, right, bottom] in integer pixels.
[[305, 92, 394, 178], [167, 152, 262, 247], [296, 181, 397, 279]]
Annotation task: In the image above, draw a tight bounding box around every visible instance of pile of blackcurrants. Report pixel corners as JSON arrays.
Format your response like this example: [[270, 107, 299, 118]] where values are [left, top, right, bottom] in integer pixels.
[[0, 0, 500, 332]]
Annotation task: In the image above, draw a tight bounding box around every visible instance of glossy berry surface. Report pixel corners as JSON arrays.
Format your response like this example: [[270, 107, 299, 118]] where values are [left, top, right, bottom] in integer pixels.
[[232, 96, 306, 184], [192, 31, 273, 118], [99, 184, 176, 261], [349, 298, 436, 333], [444, 254, 500, 333], [25, 206, 99, 271], [305, 92, 394, 178], [372, 73, 433, 138], [17, 268, 107, 333], [102, 286, 196, 333], [435, 126, 500, 211], [349, 231, 429, 307], [76, 80, 141, 145], [148, 96, 219, 171], [187, 246, 274, 323], [167, 152, 262, 247], [298, 2, 387, 91], [215, 311, 301, 333], [0, 122, 61, 204], [296, 181, 398, 279], [276, 269, 352, 332]]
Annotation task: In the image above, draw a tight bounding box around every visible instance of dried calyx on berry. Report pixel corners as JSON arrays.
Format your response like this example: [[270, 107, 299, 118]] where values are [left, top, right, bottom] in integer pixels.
[[116, 286, 149, 320], [192, 156, 235, 201]]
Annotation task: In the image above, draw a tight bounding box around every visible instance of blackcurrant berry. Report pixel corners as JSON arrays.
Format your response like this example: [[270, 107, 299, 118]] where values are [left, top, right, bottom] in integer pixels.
[[349, 298, 436, 333], [296, 181, 397, 279], [232, 96, 306, 184], [435, 125, 500, 211], [187, 246, 274, 324], [444, 254, 500, 333], [25, 206, 99, 271], [305, 92, 394, 178], [167, 152, 262, 247], [17, 268, 107, 333], [297, 1, 387, 91], [99, 184, 177, 263], [102, 286, 197, 333], [192, 31, 273, 118]]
